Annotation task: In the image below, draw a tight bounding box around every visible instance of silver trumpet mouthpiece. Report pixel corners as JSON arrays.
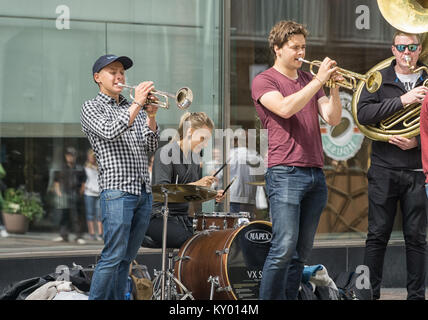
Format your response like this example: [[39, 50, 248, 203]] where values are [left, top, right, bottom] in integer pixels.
[[117, 83, 132, 88]]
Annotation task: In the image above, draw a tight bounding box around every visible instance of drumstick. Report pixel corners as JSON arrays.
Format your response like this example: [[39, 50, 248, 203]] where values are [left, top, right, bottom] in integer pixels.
[[222, 176, 237, 196], [213, 162, 227, 177]]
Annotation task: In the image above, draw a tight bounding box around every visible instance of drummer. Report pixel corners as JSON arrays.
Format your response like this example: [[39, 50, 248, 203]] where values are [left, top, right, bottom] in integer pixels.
[[146, 112, 225, 248]]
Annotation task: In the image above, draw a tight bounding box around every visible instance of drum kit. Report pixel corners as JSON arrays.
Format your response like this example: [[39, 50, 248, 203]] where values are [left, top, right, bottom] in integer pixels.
[[150, 182, 271, 300]]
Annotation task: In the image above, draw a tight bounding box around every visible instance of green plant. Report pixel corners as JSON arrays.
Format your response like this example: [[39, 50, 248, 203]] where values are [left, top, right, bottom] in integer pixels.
[[3, 187, 44, 222]]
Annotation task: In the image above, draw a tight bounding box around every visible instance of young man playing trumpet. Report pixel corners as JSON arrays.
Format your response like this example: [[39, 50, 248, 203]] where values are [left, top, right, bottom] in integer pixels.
[[80, 54, 159, 300], [251, 20, 343, 300]]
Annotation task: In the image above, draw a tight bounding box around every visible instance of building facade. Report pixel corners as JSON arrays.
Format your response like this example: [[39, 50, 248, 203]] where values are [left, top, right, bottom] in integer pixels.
[[0, 0, 412, 241]]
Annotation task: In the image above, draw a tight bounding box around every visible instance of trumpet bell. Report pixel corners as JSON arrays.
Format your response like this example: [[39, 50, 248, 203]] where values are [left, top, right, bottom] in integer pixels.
[[366, 71, 383, 93], [151, 87, 193, 110], [176, 87, 193, 110]]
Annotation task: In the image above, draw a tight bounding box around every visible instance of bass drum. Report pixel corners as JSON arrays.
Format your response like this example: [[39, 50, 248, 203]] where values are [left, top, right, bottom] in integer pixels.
[[174, 220, 272, 300]]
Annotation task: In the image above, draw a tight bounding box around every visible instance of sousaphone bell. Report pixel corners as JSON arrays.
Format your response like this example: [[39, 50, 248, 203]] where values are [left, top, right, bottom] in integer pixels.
[[350, 0, 428, 142]]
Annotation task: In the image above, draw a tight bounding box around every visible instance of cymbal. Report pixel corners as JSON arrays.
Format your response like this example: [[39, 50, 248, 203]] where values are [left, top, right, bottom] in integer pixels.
[[152, 184, 218, 203], [246, 181, 266, 186]]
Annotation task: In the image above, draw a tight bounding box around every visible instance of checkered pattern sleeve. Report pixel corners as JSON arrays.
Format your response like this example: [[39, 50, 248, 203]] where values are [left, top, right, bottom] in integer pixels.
[[80, 99, 130, 140], [140, 112, 160, 152]]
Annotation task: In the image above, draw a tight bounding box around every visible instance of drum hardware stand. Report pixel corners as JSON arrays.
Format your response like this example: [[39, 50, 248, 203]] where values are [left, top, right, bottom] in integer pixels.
[[208, 276, 219, 300], [207, 276, 232, 300], [151, 186, 194, 300], [152, 265, 194, 300]]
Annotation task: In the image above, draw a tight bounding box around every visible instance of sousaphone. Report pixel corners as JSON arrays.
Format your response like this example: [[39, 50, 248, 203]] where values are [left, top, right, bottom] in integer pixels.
[[351, 0, 428, 142]]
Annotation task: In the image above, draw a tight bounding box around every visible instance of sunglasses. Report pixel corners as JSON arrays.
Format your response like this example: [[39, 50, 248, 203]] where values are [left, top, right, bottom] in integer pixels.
[[394, 44, 420, 52]]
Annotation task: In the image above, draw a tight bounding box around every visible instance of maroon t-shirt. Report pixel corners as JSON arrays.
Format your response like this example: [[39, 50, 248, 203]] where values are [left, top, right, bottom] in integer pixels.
[[251, 67, 326, 168], [420, 95, 428, 183]]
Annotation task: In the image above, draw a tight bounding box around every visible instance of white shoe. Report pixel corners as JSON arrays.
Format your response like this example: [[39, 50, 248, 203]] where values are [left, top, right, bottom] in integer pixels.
[[0, 229, 8, 238], [53, 236, 67, 242], [76, 238, 86, 245]]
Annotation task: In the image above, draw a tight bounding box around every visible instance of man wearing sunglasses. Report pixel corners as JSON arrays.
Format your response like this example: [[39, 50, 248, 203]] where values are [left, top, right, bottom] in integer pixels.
[[357, 31, 428, 300]]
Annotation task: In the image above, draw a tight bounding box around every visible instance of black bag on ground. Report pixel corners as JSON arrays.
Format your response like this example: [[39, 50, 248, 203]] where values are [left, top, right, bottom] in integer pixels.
[[315, 285, 340, 300], [334, 271, 373, 300], [0, 274, 57, 300], [68, 268, 92, 292], [0, 263, 94, 300]]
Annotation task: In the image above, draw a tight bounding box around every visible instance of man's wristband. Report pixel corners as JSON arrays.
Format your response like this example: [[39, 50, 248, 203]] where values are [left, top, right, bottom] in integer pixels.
[[133, 100, 145, 108], [313, 76, 324, 86]]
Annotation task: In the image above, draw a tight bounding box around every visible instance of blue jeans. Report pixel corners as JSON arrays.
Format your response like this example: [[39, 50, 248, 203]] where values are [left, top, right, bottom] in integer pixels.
[[259, 166, 327, 300], [88, 186, 152, 300], [84, 195, 101, 222]]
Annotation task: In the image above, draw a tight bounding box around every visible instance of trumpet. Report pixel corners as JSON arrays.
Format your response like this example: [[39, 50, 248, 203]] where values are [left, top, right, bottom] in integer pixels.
[[298, 58, 382, 93], [118, 83, 193, 110]]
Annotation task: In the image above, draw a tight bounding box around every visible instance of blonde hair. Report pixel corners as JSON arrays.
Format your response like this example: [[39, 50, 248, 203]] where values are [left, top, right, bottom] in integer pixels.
[[85, 149, 98, 169], [392, 30, 421, 45], [176, 112, 214, 140]]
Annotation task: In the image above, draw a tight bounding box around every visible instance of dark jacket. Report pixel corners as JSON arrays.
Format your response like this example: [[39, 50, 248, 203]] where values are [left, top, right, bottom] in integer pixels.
[[151, 142, 202, 216], [357, 59, 427, 169]]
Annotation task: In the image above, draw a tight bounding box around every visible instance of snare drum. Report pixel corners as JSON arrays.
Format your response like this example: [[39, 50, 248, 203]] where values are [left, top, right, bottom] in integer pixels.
[[175, 220, 272, 300], [195, 212, 250, 231]]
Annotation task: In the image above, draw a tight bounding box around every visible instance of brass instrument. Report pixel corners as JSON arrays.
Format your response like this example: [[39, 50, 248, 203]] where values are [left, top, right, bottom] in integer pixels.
[[377, 0, 428, 34], [377, 56, 428, 134], [118, 83, 193, 110], [298, 58, 382, 93], [350, 0, 428, 142]]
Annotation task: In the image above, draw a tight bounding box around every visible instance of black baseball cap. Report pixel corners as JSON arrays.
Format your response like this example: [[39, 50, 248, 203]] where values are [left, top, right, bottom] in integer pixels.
[[92, 54, 133, 75]]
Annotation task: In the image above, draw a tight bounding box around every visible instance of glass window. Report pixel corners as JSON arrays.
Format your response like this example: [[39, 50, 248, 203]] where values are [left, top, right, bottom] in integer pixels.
[[0, 0, 222, 241], [230, 0, 414, 240], [1, 0, 423, 247]]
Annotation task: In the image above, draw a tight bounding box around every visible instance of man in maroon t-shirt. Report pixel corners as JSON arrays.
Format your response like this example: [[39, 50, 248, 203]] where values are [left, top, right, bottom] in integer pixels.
[[251, 20, 343, 300]]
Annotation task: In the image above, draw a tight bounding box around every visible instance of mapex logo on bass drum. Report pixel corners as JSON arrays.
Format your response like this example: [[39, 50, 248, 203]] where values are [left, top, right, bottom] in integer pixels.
[[245, 229, 272, 244]]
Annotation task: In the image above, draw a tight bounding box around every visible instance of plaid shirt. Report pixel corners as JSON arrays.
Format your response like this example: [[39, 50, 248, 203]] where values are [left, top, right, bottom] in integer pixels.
[[80, 92, 159, 195]]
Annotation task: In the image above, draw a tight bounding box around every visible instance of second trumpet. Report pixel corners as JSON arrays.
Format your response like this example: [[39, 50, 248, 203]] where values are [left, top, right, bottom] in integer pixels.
[[298, 58, 382, 93], [118, 83, 193, 110]]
